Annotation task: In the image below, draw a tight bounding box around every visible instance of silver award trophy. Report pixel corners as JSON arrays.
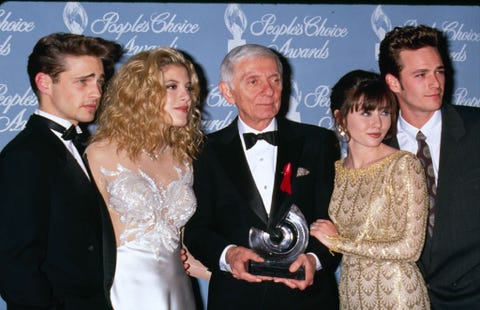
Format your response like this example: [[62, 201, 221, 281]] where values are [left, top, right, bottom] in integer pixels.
[[248, 204, 309, 280]]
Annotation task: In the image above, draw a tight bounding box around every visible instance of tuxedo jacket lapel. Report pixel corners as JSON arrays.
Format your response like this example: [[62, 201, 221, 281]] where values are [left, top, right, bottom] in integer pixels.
[[433, 105, 465, 237], [269, 125, 303, 223], [30, 114, 92, 185], [217, 121, 268, 224], [83, 154, 117, 301], [30, 114, 70, 160], [270, 133, 289, 221]]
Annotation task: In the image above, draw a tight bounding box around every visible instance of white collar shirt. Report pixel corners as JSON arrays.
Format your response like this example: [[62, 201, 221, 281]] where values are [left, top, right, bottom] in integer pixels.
[[396, 109, 442, 182], [238, 117, 277, 215]]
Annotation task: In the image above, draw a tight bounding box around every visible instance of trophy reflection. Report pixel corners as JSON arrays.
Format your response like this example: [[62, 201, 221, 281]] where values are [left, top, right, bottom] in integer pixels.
[[248, 204, 309, 280]]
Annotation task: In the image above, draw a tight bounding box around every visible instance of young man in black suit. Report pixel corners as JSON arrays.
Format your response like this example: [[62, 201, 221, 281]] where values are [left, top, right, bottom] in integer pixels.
[[0, 33, 122, 309], [380, 25, 480, 309], [184, 44, 340, 309]]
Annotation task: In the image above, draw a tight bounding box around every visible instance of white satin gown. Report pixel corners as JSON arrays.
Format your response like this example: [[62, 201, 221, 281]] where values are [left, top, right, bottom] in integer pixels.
[[101, 164, 196, 310]]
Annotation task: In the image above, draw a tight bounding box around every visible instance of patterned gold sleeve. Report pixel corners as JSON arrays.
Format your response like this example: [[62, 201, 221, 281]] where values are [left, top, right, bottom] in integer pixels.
[[334, 152, 429, 262]]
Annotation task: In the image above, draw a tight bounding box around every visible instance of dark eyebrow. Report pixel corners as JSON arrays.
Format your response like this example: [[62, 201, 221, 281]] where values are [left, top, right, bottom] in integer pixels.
[[413, 65, 445, 75], [412, 68, 428, 74], [75, 73, 101, 80]]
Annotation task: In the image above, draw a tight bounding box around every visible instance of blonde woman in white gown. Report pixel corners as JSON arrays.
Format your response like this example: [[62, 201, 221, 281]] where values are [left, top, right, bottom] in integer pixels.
[[86, 47, 203, 310]]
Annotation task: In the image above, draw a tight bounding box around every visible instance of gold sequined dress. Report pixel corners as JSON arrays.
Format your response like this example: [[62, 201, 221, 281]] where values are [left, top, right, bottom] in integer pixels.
[[329, 150, 430, 310]]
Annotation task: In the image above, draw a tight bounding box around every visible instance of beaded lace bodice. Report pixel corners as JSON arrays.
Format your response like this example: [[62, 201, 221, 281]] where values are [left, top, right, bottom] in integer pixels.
[[329, 150, 430, 309], [101, 164, 196, 259], [330, 150, 428, 260]]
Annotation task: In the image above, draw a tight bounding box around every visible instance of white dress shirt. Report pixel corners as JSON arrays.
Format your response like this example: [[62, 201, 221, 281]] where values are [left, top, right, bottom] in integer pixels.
[[238, 118, 278, 215], [35, 110, 90, 179], [396, 109, 442, 183]]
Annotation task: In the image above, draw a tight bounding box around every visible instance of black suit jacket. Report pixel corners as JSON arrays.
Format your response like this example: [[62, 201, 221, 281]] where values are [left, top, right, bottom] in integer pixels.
[[184, 117, 340, 310], [0, 114, 116, 310], [389, 104, 480, 309]]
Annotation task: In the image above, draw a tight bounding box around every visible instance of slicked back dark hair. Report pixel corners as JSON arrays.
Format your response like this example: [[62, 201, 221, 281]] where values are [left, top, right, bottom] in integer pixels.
[[27, 32, 123, 96], [378, 25, 439, 80]]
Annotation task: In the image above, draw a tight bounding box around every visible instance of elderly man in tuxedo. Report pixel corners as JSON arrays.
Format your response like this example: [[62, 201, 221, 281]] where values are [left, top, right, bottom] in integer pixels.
[[184, 44, 340, 309], [0, 33, 122, 309], [380, 25, 480, 309]]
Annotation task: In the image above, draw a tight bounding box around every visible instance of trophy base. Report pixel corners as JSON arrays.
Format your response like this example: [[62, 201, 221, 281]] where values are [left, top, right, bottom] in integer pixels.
[[248, 260, 305, 280]]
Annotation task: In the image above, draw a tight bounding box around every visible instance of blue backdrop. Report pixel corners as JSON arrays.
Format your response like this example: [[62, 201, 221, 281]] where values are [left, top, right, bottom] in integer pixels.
[[0, 2, 478, 309]]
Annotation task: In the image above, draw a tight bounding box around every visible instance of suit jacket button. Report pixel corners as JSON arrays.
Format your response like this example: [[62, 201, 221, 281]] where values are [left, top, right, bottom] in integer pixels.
[[88, 245, 94, 251], [452, 282, 457, 288]]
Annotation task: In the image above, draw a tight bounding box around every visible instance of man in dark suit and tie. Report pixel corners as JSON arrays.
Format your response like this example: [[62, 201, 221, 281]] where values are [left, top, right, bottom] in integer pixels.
[[184, 44, 340, 309], [380, 25, 480, 309], [0, 33, 122, 309]]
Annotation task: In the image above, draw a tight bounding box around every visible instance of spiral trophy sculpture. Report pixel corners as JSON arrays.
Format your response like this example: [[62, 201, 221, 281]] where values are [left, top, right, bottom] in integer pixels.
[[248, 204, 309, 280]]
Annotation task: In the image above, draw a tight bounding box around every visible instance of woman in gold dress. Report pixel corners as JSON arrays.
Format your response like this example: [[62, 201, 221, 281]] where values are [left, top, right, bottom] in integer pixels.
[[310, 70, 430, 309]]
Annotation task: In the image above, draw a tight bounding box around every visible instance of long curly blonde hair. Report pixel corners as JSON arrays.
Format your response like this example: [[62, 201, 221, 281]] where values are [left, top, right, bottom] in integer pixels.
[[91, 47, 203, 164]]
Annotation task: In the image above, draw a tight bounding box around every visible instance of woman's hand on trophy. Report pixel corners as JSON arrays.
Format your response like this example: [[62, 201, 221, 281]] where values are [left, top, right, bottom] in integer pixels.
[[310, 219, 339, 248]]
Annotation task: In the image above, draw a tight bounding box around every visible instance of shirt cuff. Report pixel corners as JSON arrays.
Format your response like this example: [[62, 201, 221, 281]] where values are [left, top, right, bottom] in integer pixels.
[[307, 252, 323, 271], [219, 244, 237, 273]]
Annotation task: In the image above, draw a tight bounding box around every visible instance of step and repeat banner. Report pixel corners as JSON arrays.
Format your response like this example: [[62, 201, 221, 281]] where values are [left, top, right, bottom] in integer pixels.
[[0, 1, 479, 308], [0, 2, 479, 151]]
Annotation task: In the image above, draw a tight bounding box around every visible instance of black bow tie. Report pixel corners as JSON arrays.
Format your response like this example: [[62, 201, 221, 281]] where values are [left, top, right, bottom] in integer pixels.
[[60, 125, 86, 155], [243, 131, 278, 150], [40, 116, 85, 153], [61, 125, 80, 141], [41, 117, 79, 141]]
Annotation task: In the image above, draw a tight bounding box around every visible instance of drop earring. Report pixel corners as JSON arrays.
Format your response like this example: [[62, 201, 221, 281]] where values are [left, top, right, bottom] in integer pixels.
[[337, 124, 346, 137]]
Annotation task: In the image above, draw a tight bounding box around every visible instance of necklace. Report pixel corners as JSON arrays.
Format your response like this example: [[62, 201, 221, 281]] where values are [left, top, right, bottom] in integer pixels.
[[142, 146, 167, 161]]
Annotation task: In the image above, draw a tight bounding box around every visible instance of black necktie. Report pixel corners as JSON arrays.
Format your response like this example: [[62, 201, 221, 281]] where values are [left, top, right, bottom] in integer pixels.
[[42, 117, 85, 155], [416, 131, 437, 237], [243, 131, 278, 150]]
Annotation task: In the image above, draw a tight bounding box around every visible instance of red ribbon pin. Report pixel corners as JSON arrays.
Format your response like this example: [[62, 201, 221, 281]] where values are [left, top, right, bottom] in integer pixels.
[[280, 162, 292, 194]]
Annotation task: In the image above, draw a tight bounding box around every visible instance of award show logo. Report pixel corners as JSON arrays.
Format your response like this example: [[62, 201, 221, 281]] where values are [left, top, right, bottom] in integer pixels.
[[371, 5, 391, 60], [63, 2, 88, 34], [285, 80, 302, 122], [0, 84, 36, 134], [224, 4, 247, 52], [0, 9, 35, 56], [202, 85, 237, 134]]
